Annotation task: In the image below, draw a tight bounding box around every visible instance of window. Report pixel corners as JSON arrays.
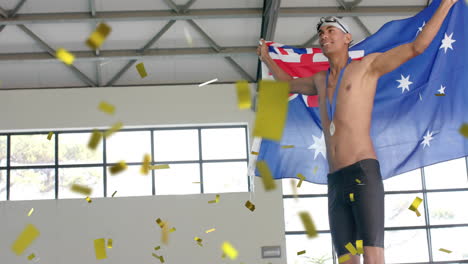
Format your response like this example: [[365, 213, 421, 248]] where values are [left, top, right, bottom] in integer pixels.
[[1, 125, 250, 201], [283, 157, 468, 263]]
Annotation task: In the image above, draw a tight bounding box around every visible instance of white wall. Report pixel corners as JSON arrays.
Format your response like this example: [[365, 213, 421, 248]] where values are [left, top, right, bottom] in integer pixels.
[[0, 84, 287, 264]]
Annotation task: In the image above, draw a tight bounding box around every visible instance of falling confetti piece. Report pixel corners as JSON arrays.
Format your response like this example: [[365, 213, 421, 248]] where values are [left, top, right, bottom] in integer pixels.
[[236, 80, 252, 109], [183, 27, 193, 46], [109, 161, 127, 175], [94, 238, 107, 259], [192, 182, 200, 184], [88, 130, 102, 150], [245, 200, 256, 212], [56, 48, 75, 65], [150, 164, 170, 170], [47, 132, 53, 140], [299, 212, 318, 238], [349, 193, 355, 202], [27, 253, 36, 260], [297, 250, 306, 255], [86, 197, 92, 203], [111, 190, 117, 197], [104, 121, 123, 138], [290, 179, 298, 200], [435, 93, 445, 96], [71, 183, 92, 196], [198, 78, 218, 87], [281, 145, 294, 148], [256, 160, 276, 191], [208, 194, 220, 204], [251, 151, 259, 155], [356, 240, 363, 254], [345, 242, 357, 255], [439, 248, 452, 253], [253, 80, 289, 141], [27, 208, 34, 217], [459, 123, 468, 138], [297, 173, 305, 188], [136, 62, 148, 78], [161, 221, 169, 245], [159, 256, 165, 263], [86, 23, 111, 50], [205, 228, 216, 233], [313, 166, 318, 174], [221, 241, 238, 260], [152, 253, 159, 258], [408, 196, 423, 217], [107, 239, 113, 249], [156, 218, 165, 229], [355, 179, 362, 184], [154, 246, 161, 251], [141, 154, 151, 175], [338, 254, 351, 263], [11, 224, 40, 256], [98, 101, 115, 114], [169, 227, 176, 233]]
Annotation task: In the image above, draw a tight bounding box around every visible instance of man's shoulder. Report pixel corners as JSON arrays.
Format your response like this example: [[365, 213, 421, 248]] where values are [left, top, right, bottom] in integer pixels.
[[360, 52, 382, 63]]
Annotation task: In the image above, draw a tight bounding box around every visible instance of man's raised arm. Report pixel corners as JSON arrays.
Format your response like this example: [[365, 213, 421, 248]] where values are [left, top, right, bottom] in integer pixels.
[[257, 39, 318, 96], [370, 0, 458, 77]]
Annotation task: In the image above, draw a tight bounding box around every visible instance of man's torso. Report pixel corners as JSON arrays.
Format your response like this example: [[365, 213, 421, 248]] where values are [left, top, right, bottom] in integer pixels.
[[314, 55, 381, 173]]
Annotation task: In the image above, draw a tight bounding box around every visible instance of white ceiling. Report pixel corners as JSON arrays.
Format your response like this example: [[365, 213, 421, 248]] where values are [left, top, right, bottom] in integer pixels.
[[0, 0, 429, 89]]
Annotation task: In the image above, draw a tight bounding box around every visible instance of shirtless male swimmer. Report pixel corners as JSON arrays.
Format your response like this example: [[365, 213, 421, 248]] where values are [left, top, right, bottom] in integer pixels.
[[257, 0, 458, 263]]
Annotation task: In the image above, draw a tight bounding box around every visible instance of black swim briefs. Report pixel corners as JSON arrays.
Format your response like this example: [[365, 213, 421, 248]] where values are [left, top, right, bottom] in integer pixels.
[[327, 158, 385, 257]]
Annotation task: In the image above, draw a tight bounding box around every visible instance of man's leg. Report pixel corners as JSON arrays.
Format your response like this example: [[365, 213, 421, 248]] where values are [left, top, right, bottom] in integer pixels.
[[363, 246, 384, 264], [338, 253, 360, 264]]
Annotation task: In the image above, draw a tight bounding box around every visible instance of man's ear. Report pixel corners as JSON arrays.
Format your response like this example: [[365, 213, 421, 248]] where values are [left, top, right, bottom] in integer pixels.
[[345, 33, 353, 45]]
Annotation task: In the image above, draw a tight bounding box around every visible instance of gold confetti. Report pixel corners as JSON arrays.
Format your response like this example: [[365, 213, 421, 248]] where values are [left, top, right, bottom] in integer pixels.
[[205, 228, 216, 233], [313, 166, 318, 174], [27, 253, 36, 260], [290, 179, 298, 200], [152, 253, 160, 259], [159, 256, 165, 263], [154, 245, 161, 250], [150, 164, 170, 170], [408, 196, 423, 217], [299, 212, 318, 238], [221, 241, 238, 260], [251, 151, 259, 155], [236, 80, 252, 109], [350, 193, 355, 202], [356, 240, 363, 254], [86, 197, 92, 203], [297, 250, 306, 255], [183, 26, 193, 46], [355, 179, 362, 184], [297, 173, 305, 188], [253, 80, 289, 141], [104, 121, 123, 138], [338, 254, 351, 263], [345, 242, 357, 255], [192, 182, 200, 184], [245, 200, 256, 212], [47, 132, 53, 140], [161, 221, 169, 245], [71, 183, 92, 196], [56, 48, 75, 65], [256, 160, 276, 191], [94, 238, 107, 259], [27, 208, 34, 217], [281, 145, 294, 148], [198, 78, 218, 87], [11, 224, 40, 256], [156, 218, 165, 228], [107, 239, 113, 249], [136, 62, 148, 78], [435, 93, 445, 96], [98, 101, 115, 115], [169, 227, 176, 233], [111, 190, 117, 197], [208, 194, 220, 204], [439, 248, 452, 253], [459, 123, 468, 138], [86, 23, 111, 50], [141, 154, 151, 175], [88, 130, 102, 150], [109, 161, 127, 175]]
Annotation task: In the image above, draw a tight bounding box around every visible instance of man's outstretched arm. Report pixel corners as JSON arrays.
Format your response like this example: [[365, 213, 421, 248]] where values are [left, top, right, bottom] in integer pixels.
[[257, 39, 318, 96], [370, 0, 458, 77]]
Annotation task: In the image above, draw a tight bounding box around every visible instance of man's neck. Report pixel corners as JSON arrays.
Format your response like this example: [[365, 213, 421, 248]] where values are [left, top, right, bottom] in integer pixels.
[[328, 51, 350, 76]]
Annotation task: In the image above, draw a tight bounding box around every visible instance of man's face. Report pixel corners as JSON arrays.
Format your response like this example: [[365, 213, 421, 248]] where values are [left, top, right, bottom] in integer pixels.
[[318, 25, 351, 55]]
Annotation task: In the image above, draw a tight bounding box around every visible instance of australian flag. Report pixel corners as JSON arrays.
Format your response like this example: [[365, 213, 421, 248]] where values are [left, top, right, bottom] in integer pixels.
[[252, 0, 468, 184]]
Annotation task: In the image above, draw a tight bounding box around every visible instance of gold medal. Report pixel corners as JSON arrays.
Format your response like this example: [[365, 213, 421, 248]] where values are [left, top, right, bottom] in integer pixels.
[[330, 121, 335, 136]]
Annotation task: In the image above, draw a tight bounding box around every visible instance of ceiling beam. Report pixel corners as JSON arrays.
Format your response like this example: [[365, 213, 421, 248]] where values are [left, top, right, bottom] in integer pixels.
[[0, 6, 426, 25]]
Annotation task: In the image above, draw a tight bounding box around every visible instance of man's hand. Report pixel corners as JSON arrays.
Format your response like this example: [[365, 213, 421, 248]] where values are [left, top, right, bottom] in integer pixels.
[[257, 39, 270, 62]]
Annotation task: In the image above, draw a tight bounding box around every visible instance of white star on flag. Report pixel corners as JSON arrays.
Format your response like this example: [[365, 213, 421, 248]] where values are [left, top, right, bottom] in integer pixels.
[[421, 130, 435, 149], [308, 133, 326, 160], [437, 85, 446, 94], [397, 74, 413, 93], [416, 21, 426, 36], [440, 32, 456, 53]]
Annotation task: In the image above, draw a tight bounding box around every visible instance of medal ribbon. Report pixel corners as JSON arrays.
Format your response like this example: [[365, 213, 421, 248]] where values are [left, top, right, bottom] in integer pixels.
[[325, 57, 352, 122]]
